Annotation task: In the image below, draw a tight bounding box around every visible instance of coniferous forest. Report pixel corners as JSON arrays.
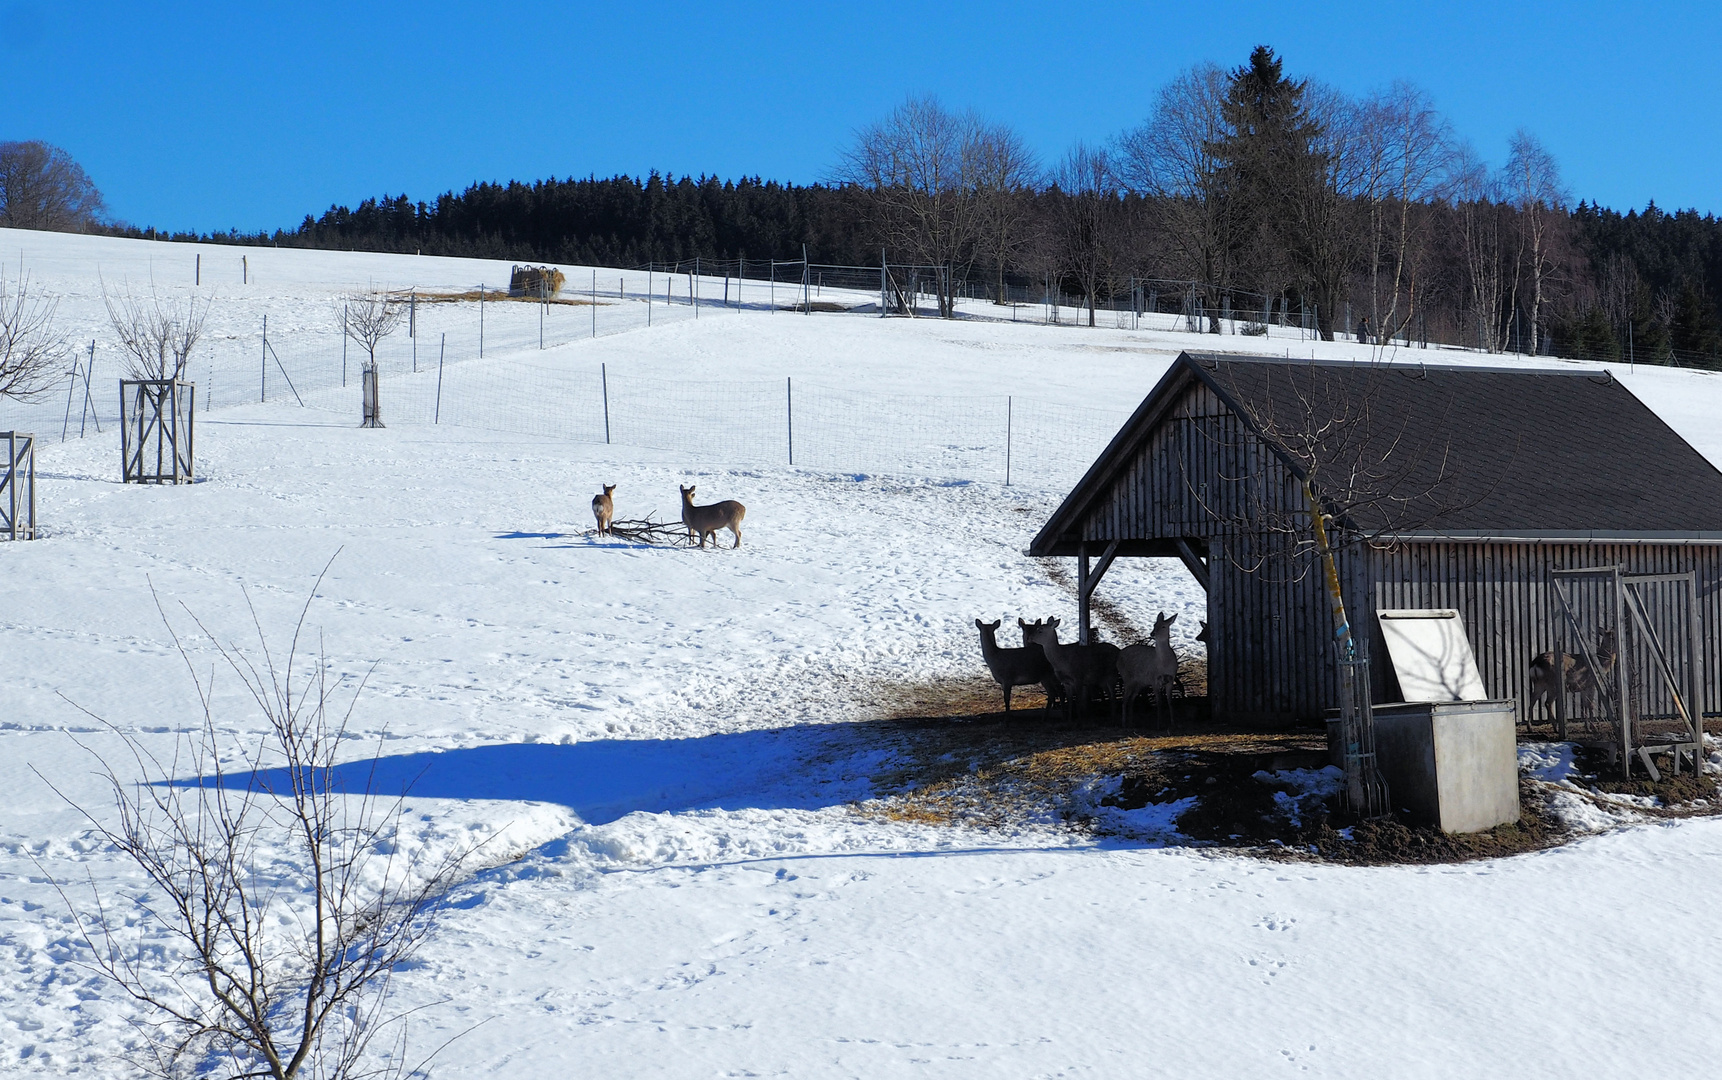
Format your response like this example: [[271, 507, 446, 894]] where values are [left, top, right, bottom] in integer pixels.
[[100, 47, 1722, 367]]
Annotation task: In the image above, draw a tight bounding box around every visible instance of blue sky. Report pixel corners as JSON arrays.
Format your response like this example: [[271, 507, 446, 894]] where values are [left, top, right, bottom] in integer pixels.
[[4, 1, 1718, 233]]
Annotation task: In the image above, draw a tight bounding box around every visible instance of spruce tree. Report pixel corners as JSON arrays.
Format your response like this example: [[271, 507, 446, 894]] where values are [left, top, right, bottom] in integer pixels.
[[1670, 279, 1722, 366], [1212, 46, 1340, 338]]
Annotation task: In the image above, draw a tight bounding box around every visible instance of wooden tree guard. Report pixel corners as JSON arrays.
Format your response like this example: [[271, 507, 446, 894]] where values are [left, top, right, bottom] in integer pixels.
[[1, 432, 35, 540], [121, 379, 195, 484], [361, 363, 383, 428]]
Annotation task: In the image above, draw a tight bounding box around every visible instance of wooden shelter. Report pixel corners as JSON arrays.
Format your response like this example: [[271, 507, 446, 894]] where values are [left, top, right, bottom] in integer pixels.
[[1030, 352, 1722, 736]]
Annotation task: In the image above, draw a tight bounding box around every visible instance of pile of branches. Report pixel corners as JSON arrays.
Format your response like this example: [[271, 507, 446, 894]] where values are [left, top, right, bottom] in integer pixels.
[[598, 516, 695, 546]]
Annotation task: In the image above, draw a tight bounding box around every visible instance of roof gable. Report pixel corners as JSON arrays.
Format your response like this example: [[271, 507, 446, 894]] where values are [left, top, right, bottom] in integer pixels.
[[1029, 352, 1722, 555]]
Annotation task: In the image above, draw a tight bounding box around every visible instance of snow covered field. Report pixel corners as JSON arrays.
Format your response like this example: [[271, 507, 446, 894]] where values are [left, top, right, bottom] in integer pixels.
[[4, 228, 1722, 1077]]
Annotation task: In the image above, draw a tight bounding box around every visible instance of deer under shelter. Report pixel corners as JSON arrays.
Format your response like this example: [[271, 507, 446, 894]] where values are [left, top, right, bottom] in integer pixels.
[[1030, 351, 1722, 772]]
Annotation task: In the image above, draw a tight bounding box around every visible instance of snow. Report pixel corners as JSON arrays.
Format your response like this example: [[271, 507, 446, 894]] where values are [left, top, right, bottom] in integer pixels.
[[5, 227, 1722, 1077]]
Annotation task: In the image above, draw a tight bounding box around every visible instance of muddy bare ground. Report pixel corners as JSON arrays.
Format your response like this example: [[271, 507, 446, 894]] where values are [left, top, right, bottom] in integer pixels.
[[855, 677, 1722, 866]]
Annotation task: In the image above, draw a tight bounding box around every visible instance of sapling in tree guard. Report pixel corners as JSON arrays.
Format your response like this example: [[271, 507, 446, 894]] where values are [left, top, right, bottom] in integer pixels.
[[340, 292, 404, 428]]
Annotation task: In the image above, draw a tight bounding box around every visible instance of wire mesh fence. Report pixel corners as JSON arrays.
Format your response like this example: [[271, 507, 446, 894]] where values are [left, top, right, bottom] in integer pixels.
[[298, 361, 1128, 491], [31, 256, 1706, 489], [4, 274, 1132, 490]]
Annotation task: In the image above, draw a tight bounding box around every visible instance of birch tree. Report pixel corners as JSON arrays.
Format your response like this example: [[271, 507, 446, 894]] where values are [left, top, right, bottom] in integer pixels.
[[1505, 130, 1568, 355], [1355, 83, 1453, 343]]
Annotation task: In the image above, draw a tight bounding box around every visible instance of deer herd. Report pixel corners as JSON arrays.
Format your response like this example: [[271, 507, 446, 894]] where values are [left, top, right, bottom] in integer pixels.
[[591, 480, 1618, 733], [979, 611, 1207, 727]]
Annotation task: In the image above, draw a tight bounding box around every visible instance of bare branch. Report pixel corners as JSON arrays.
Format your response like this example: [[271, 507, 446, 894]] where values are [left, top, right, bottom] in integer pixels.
[[102, 279, 212, 381], [340, 292, 406, 366], [0, 267, 69, 401], [39, 566, 486, 1080]]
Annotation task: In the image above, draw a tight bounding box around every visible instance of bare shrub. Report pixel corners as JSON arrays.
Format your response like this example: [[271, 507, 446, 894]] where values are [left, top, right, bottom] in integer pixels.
[[39, 567, 481, 1079]]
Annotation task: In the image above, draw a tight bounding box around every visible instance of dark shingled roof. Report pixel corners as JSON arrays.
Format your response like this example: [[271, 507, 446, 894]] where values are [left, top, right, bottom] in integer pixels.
[[1031, 352, 1722, 555]]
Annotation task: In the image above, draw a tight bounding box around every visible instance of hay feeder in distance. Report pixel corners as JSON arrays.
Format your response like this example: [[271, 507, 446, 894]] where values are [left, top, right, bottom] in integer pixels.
[[509, 265, 565, 298]]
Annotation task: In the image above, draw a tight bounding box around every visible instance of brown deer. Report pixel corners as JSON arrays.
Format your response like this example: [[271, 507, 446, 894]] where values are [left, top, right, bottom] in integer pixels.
[[1528, 628, 1618, 726], [1117, 612, 1181, 727], [1021, 616, 1119, 722], [976, 619, 1062, 715], [680, 484, 745, 548], [592, 484, 615, 535]]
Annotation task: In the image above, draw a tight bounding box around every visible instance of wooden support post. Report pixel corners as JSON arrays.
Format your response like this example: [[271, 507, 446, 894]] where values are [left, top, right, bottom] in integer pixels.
[[1174, 537, 1210, 592], [1078, 545, 1091, 646], [1076, 539, 1121, 646], [1615, 567, 1633, 778]]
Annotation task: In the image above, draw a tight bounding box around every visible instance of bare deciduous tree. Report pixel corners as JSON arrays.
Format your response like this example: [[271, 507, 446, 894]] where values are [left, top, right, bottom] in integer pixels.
[[1451, 144, 1511, 351], [1185, 362, 1505, 815], [342, 292, 406, 367], [1506, 130, 1569, 355], [1286, 83, 1369, 342], [1355, 82, 1454, 344], [0, 268, 69, 401], [970, 125, 1040, 304], [1045, 143, 1124, 327], [0, 140, 107, 232], [840, 96, 998, 318], [103, 282, 212, 381], [40, 571, 479, 1080], [1115, 64, 1233, 332]]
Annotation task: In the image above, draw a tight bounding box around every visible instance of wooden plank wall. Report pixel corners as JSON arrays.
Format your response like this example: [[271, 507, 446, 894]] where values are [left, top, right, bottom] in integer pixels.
[[1086, 382, 1302, 545], [1369, 542, 1722, 721]]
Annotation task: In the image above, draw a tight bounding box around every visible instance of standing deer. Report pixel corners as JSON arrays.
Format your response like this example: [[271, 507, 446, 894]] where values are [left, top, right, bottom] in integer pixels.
[[1020, 616, 1119, 722], [976, 619, 1062, 715], [1528, 627, 1619, 726], [680, 484, 746, 548], [1117, 612, 1181, 727], [592, 484, 615, 535]]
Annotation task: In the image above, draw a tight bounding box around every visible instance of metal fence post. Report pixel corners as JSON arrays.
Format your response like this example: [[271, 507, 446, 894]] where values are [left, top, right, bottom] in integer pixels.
[[435, 333, 446, 423]]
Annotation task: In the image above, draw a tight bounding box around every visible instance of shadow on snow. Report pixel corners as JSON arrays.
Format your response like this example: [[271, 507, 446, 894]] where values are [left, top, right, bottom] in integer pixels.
[[185, 722, 877, 826]]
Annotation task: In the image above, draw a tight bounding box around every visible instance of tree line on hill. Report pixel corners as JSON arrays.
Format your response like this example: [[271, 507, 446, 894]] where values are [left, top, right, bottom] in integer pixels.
[[9, 46, 1722, 366]]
